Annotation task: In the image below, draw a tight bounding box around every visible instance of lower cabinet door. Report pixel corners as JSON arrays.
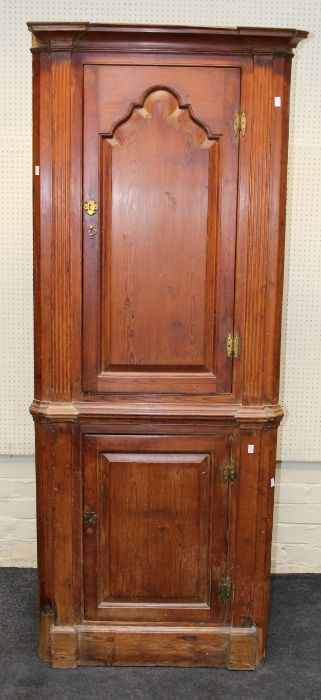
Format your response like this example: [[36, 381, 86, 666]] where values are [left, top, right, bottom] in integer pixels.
[[83, 433, 232, 624]]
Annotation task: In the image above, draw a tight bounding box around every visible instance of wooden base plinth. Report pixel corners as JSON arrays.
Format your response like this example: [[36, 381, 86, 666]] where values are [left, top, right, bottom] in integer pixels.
[[48, 624, 261, 669]]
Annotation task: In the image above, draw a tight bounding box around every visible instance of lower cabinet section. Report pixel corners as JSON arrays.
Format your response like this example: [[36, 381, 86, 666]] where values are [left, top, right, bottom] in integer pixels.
[[83, 433, 232, 625], [34, 420, 278, 668]]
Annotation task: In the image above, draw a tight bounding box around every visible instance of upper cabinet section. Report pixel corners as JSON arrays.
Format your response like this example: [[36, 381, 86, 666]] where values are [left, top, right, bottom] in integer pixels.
[[29, 23, 307, 407]]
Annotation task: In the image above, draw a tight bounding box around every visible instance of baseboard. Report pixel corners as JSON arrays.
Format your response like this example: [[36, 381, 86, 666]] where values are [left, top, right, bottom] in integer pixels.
[[48, 623, 260, 669]]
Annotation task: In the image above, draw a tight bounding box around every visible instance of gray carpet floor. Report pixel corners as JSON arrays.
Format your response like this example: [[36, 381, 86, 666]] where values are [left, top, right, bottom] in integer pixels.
[[0, 570, 320, 700]]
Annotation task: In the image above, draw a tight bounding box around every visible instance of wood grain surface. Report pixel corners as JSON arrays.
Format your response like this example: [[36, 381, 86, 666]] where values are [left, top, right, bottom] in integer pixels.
[[82, 64, 239, 394], [29, 23, 307, 668]]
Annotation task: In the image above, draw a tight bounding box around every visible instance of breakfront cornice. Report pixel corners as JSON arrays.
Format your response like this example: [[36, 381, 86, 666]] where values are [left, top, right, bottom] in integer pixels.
[[28, 22, 307, 55]]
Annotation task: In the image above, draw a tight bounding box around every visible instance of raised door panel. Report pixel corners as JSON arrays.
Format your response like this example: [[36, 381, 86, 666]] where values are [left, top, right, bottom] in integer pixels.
[[100, 453, 210, 601], [83, 65, 240, 394], [102, 90, 216, 371], [83, 434, 232, 624]]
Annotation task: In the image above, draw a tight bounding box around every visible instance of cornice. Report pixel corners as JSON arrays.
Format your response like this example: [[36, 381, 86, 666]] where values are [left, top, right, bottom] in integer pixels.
[[27, 22, 308, 56]]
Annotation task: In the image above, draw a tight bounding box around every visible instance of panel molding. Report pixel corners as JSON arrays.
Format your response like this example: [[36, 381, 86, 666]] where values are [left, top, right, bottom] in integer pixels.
[[101, 88, 216, 375], [102, 85, 217, 140], [98, 451, 211, 604]]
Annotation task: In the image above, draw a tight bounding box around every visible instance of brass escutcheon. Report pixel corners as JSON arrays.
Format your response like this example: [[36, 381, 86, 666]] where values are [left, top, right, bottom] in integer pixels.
[[83, 199, 98, 216]]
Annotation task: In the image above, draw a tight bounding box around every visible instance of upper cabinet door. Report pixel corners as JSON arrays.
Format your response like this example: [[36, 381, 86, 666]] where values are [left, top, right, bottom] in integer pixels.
[[82, 65, 240, 395]]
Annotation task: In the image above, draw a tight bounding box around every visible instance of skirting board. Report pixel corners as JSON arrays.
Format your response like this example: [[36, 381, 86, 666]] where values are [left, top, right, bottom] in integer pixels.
[[49, 623, 260, 669]]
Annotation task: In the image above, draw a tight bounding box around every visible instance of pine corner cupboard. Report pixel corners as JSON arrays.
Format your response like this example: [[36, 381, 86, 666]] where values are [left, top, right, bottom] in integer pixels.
[[28, 22, 307, 669]]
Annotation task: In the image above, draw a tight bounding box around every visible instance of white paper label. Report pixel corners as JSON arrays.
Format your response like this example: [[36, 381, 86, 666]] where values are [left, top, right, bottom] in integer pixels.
[[247, 444, 254, 454], [35, 165, 40, 175], [274, 96, 281, 107], [270, 477, 275, 487]]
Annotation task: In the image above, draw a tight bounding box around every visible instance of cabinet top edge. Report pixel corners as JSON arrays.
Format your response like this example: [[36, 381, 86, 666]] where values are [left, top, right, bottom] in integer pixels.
[[27, 22, 308, 54]]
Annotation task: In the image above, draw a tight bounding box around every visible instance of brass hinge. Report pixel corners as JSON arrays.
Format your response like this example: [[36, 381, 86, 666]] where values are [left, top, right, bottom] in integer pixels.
[[222, 460, 237, 485], [218, 576, 233, 603], [226, 332, 239, 359], [233, 109, 247, 137]]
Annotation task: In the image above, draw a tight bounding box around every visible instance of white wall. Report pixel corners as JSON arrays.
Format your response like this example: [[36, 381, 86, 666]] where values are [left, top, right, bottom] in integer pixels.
[[272, 463, 321, 572], [0, 1, 321, 571], [0, 458, 36, 567]]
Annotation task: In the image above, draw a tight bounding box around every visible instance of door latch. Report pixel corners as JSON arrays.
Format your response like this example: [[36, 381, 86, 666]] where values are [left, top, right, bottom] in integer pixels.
[[84, 510, 97, 524], [218, 576, 233, 603]]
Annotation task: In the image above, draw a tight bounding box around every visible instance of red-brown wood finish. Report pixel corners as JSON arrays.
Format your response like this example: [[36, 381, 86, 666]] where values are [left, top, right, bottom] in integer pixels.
[[83, 433, 231, 624], [29, 22, 307, 669], [82, 65, 239, 394]]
